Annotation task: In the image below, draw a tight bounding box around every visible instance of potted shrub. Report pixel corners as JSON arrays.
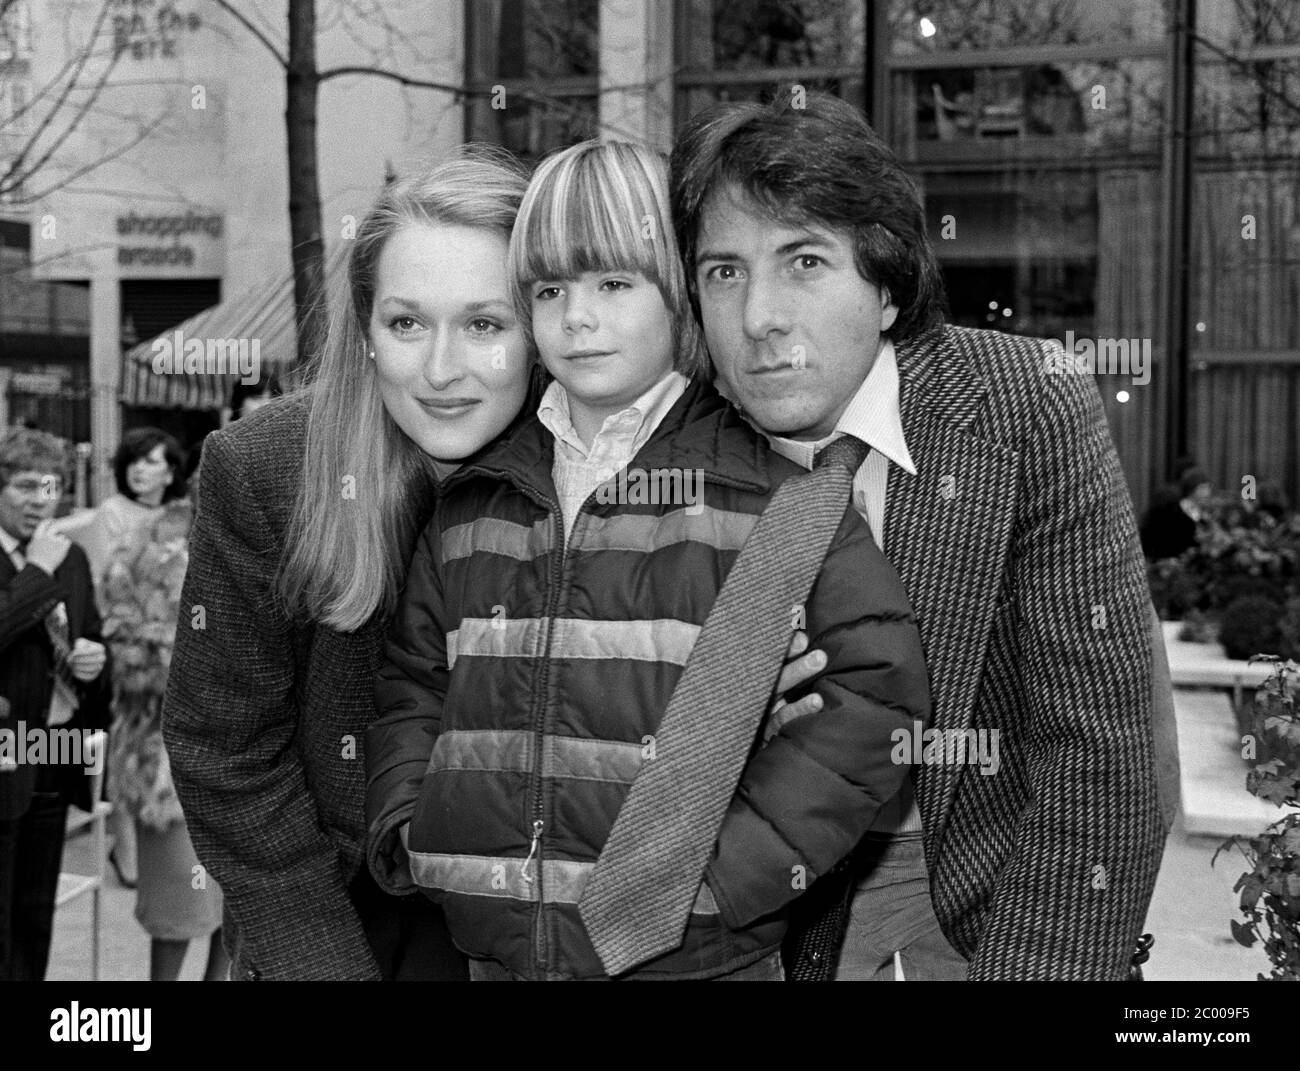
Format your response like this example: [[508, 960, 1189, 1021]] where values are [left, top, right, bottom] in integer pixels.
[[1215, 656, 1300, 981]]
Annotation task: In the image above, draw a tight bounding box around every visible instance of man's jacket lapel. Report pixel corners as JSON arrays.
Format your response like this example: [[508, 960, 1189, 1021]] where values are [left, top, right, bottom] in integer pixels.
[[884, 327, 1021, 856]]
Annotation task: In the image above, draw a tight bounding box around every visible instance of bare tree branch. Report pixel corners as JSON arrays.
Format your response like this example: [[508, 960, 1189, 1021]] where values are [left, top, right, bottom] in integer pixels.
[[210, 0, 288, 67], [1, 0, 118, 196], [21, 115, 165, 201], [317, 63, 470, 96], [1194, 30, 1300, 123]]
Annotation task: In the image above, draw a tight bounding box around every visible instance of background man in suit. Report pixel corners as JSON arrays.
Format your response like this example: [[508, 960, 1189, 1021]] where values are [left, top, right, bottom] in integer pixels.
[[0, 428, 110, 980], [671, 92, 1165, 980]]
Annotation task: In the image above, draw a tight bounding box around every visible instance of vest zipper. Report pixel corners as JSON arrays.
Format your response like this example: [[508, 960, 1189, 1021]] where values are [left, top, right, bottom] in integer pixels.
[[520, 819, 544, 884], [516, 476, 609, 974], [507, 464, 762, 976]]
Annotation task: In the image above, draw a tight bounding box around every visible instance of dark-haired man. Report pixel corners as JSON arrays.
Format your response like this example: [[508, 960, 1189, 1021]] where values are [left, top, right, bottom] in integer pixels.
[[0, 429, 110, 979], [671, 92, 1166, 980]]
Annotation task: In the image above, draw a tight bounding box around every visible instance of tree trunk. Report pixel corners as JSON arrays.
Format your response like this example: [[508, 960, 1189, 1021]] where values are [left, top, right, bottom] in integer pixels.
[[286, 0, 326, 381]]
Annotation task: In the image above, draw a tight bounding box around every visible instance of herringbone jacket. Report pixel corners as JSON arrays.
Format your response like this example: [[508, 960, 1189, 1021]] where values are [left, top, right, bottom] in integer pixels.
[[161, 399, 428, 980], [790, 324, 1166, 981]]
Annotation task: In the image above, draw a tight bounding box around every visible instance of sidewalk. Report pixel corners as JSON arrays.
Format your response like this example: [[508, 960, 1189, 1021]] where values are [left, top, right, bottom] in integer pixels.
[[46, 812, 1271, 982], [1142, 815, 1271, 981], [47, 829, 213, 981]]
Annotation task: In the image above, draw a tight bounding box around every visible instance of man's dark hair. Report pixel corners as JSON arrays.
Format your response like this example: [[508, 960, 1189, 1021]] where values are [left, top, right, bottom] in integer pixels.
[[671, 90, 947, 343], [113, 426, 187, 502]]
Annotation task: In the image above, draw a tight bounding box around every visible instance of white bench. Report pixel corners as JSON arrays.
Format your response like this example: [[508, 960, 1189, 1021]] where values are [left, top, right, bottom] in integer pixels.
[[1162, 621, 1272, 705]]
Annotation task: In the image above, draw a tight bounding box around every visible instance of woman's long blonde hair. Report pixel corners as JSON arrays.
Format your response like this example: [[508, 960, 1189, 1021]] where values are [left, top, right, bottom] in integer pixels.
[[277, 145, 529, 631]]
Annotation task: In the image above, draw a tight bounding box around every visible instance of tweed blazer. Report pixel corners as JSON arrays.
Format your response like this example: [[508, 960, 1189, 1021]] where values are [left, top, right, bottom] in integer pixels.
[[0, 543, 111, 819], [162, 398, 425, 980], [795, 324, 1166, 981]]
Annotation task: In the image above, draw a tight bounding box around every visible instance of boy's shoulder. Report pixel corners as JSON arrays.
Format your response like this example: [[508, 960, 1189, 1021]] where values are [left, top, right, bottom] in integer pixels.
[[650, 378, 805, 490]]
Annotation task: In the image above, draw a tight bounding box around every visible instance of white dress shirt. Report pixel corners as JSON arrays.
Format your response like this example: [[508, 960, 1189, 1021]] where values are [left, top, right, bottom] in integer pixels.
[[764, 339, 916, 553], [538, 370, 690, 539]]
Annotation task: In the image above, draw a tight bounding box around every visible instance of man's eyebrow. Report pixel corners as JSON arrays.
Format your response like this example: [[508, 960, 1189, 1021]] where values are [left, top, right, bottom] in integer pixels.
[[775, 233, 836, 255], [694, 248, 737, 266], [695, 233, 836, 265]]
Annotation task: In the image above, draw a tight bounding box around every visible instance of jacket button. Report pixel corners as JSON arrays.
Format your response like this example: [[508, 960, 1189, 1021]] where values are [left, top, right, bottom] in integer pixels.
[[809, 950, 822, 962]]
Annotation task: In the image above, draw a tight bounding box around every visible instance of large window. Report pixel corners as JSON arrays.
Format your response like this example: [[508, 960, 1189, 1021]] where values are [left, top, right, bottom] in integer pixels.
[[464, 0, 600, 161], [675, 0, 869, 125], [884, 0, 1168, 355], [886, 0, 1300, 512], [896, 56, 1166, 160], [886, 0, 1167, 162], [926, 174, 1098, 342]]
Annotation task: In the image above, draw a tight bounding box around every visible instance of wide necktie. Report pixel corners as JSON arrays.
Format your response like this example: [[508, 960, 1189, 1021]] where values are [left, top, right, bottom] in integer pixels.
[[44, 601, 78, 726], [12, 542, 79, 726], [579, 433, 872, 976]]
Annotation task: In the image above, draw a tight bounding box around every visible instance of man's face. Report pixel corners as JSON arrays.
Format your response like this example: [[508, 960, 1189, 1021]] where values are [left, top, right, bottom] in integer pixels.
[[0, 469, 60, 542], [693, 186, 898, 440]]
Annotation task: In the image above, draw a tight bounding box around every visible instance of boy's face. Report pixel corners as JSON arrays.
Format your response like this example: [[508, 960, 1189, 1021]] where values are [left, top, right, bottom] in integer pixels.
[[693, 185, 898, 441], [530, 270, 676, 419], [0, 469, 61, 542]]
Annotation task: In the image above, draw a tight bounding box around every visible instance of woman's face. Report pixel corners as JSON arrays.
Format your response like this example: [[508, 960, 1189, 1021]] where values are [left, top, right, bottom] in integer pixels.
[[126, 443, 172, 503], [370, 221, 531, 461]]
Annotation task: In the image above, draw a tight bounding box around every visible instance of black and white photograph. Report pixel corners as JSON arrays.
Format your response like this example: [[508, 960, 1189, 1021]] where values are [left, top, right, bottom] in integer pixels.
[[0, 0, 1297, 1047]]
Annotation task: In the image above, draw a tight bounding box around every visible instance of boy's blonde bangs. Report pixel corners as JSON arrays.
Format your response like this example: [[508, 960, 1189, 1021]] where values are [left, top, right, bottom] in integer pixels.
[[512, 141, 673, 296], [509, 139, 707, 377]]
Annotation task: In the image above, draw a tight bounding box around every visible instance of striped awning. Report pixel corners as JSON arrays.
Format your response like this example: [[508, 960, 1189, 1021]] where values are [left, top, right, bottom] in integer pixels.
[[120, 248, 347, 411]]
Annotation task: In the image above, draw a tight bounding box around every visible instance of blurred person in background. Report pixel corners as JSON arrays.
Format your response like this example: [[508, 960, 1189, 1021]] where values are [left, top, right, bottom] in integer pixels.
[[94, 430, 226, 980], [0, 428, 110, 980], [1140, 467, 1212, 561], [60, 429, 191, 889]]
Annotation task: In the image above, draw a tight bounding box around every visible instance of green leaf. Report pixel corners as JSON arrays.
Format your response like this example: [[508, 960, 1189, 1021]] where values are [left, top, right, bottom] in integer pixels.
[[1240, 874, 1265, 910], [1231, 919, 1257, 947]]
